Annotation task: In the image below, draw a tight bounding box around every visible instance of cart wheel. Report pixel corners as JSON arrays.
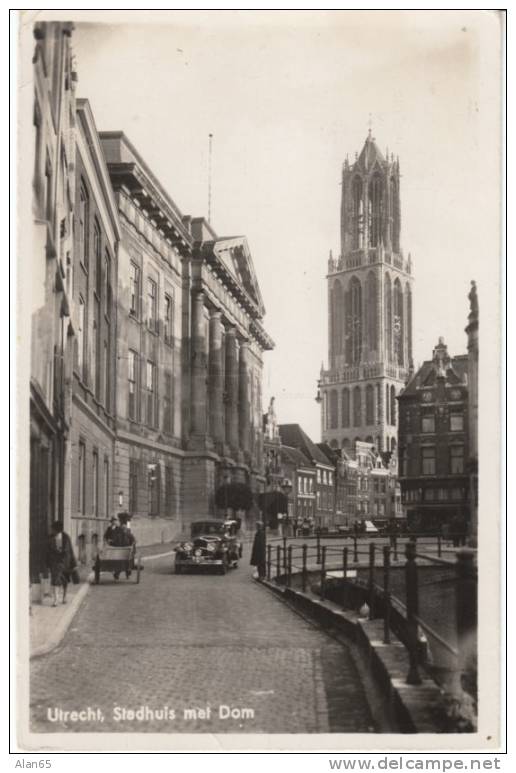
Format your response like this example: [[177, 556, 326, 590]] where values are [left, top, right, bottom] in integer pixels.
[[94, 560, 100, 585], [174, 564, 182, 575], [136, 558, 141, 584]]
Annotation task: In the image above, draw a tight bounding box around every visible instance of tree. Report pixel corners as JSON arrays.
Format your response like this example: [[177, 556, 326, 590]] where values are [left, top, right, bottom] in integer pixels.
[[215, 482, 253, 512]]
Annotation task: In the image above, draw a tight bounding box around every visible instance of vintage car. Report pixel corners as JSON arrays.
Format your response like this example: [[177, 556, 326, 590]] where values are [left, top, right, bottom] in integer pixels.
[[174, 520, 242, 575]]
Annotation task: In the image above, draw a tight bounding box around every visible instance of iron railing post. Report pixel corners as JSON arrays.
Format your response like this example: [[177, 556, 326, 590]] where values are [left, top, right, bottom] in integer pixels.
[[455, 548, 477, 684], [320, 545, 326, 600], [267, 544, 272, 580], [368, 542, 376, 619], [405, 540, 422, 684], [302, 543, 307, 593], [316, 530, 321, 564], [383, 545, 391, 644], [276, 544, 281, 582], [353, 535, 358, 563], [343, 547, 348, 579], [287, 545, 292, 588]]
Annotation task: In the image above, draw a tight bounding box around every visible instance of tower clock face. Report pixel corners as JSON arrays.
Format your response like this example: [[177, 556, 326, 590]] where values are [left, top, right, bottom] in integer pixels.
[[422, 391, 432, 402]]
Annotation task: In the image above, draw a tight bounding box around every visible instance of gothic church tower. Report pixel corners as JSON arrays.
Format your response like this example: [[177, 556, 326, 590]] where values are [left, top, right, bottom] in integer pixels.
[[320, 131, 414, 455]]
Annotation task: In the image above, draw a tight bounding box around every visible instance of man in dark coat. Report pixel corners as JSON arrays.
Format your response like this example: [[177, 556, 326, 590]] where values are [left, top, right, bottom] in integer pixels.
[[104, 516, 119, 545], [250, 521, 266, 580], [46, 520, 77, 606], [112, 512, 136, 579]]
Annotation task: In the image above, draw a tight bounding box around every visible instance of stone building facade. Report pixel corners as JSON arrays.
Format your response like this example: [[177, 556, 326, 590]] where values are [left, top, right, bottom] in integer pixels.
[[465, 281, 478, 542], [99, 133, 273, 543], [319, 131, 414, 456], [397, 338, 470, 533], [68, 101, 121, 561], [30, 22, 77, 582]]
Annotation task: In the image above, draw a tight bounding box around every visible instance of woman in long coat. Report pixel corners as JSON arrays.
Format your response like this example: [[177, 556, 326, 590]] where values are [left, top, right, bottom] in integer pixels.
[[250, 521, 266, 580], [46, 520, 77, 606]]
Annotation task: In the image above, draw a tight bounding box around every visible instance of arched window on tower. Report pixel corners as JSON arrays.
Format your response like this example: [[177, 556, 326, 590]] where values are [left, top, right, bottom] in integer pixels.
[[349, 277, 362, 364], [405, 282, 413, 367], [352, 176, 364, 249], [390, 385, 396, 425], [390, 176, 400, 252], [329, 390, 338, 429], [393, 278, 404, 366], [365, 384, 374, 425], [341, 388, 350, 428], [353, 386, 362, 427], [385, 383, 390, 426], [368, 173, 383, 248], [384, 273, 392, 361], [366, 271, 377, 355], [332, 279, 344, 358]]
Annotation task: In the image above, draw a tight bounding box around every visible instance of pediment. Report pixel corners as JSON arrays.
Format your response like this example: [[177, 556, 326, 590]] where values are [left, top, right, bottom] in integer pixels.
[[212, 236, 265, 315]]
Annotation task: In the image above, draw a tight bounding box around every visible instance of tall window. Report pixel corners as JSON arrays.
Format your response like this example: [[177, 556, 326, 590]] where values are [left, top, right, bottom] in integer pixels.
[[368, 173, 383, 248], [128, 350, 138, 421], [45, 154, 52, 223], [390, 385, 396, 425], [78, 441, 86, 514], [384, 273, 392, 361], [147, 278, 157, 331], [332, 279, 344, 358], [393, 278, 404, 366], [353, 386, 362, 427], [349, 278, 362, 364], [366, 272, 377, 353], [92, 451, 98, 517], [129, 263, 140, 317], [129, 459, 139, 514], [77, 297, 85, 379], [329, 390, 338, 429], [93, 219, 101, 296], [421, 413, 435, 433], [78, 183, 89, 269], [163, 371, 173, 434], [164, 293, 174, 344], [103, 457, 110, 518], [146, 360, 156, 427], [341, 388, 350, 428], [92, 297, 100, 399], [421, 447, 436, 476], [352, 176, 364, 249], [103, 340, 110, 411], [450, 445, 464, 474], [104, 251, 112, 319], [450, 413, 464, 432], [365, 384, 374, 425], [148, 463, 160, 516]]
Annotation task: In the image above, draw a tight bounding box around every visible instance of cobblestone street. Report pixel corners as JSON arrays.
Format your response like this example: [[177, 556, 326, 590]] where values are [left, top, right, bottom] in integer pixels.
[[30, 546, 374, 734]]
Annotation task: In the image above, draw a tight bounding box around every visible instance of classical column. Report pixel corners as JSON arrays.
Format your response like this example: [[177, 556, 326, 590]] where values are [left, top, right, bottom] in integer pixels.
[[208, 309, 224, 445], [190, 290, 207, 437], [238, 340, 251, 457], [224, 326, 239, 454]]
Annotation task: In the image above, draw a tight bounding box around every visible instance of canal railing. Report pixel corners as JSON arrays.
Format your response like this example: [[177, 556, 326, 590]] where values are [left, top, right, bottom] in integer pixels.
[[265, 532, 477, 719]]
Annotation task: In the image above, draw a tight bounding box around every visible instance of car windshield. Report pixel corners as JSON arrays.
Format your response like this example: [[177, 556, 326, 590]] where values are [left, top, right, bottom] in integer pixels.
[[191, 521, 225, 537]]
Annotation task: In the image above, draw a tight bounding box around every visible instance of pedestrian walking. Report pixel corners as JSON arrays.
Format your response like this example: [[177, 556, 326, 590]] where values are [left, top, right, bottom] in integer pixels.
[[250, 521, 266, 580], [112, 512, 136, 579], [46, 520, 77, 607]]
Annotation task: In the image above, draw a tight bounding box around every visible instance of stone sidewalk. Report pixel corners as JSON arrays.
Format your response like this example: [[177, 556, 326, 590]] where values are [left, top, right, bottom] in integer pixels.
[[30, 542, 177, 658]]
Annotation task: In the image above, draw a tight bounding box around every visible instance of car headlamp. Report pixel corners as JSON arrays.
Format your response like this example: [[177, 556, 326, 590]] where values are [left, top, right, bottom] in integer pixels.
[[207, 543, 216, 553]]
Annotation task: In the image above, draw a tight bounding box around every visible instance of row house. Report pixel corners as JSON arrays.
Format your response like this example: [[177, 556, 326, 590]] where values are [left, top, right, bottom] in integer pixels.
[[279, 424, 335, 529], [397, 337, 470, 534], [29, 22, 76, 584]]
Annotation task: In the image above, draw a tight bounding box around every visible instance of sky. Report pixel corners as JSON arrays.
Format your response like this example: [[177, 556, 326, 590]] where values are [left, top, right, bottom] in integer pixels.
[[71, 10, 501, 441]]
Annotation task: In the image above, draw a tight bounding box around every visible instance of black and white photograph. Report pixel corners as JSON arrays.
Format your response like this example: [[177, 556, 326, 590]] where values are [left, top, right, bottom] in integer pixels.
[[15, 9, 503, 753]]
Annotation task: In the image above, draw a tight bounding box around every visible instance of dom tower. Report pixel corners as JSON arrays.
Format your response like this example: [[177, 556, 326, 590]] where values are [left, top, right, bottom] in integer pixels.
[[319, 131, 414, 456]]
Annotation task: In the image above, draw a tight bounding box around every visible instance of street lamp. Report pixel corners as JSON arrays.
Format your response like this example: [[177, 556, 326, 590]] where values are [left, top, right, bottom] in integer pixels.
[[118, 490, 123, 508], [280, 477, 293, 536]]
